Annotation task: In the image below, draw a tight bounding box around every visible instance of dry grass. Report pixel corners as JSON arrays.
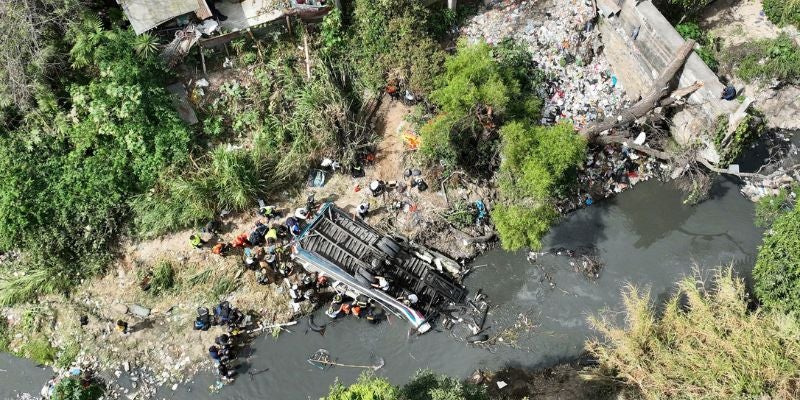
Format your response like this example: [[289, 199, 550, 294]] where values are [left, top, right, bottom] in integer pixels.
[[587, 267, 800, 399]]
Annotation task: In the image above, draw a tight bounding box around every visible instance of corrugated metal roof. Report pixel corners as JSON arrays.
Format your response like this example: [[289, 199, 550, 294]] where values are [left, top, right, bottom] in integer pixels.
[[120, 0, 211, 34]]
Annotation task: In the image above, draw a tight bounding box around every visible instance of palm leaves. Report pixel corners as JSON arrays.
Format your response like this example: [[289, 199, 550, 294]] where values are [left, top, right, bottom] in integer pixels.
[[133, 33, 160, 59]]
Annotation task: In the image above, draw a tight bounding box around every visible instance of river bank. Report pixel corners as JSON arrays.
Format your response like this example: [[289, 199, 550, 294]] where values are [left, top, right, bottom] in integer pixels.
[[2, 177, 764, 399]]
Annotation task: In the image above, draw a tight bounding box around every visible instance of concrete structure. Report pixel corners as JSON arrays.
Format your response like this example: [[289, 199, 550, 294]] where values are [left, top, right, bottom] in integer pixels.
[[119, 0, 212, 34], [599, 0, 739, 163]]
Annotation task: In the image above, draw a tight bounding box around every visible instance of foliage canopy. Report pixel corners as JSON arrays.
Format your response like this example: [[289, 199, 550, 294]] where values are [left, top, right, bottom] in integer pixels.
[[0, 21, 190, 304]]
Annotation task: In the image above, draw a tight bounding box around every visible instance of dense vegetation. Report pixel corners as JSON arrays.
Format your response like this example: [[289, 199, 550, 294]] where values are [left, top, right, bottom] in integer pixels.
[[763, 0, 800, 29], [726, 34, 800, 84], [493, 122, 585, 250], [326, 370, 487, 400], [589, 268, 800, 399], [416, 39, 583, 250], [753, 200, 800, 314], [0, 18, 191, 305]]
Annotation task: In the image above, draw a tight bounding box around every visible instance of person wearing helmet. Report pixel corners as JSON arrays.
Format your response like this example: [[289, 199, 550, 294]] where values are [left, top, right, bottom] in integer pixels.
[[286, 217, 302, 236], [295, 207, 309, 220]]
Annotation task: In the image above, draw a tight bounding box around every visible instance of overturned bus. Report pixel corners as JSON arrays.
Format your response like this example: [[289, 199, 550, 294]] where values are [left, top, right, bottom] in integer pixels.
[[292, 203, 471, 333]]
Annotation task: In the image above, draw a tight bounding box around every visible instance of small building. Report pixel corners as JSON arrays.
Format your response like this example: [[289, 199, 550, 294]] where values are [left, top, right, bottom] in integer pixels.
[[118, 0, 213, 34], [293, 203, 468, 333]]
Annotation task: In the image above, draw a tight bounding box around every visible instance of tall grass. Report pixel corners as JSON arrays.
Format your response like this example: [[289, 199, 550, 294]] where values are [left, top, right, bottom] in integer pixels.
[[587, 268, 800, 399], [0, 268, 68, 306], [149, 259, 176, 296]]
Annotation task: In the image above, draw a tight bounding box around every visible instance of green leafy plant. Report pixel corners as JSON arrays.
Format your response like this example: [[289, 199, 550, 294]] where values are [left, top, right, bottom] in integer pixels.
[[755, 187, 797, 227], [133, 33, 160, 58], [753, 202, 800, 315], [52, 377, 104, 400], [763, 0, 800, 29], [675, 22, 718, 71], [149, 259, 176, 296], [55, 341, 81, 369], [730, 35, 800, 83], [20, 336, 57, 365]]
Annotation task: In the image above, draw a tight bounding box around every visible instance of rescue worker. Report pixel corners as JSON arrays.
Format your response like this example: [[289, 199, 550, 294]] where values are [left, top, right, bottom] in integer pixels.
[[265, 225, 278, 243], [286, 217, 301, 237], [212, 242, 231, 256], [357, 202, 370, 218], [231, 233, 249, 248], [369, 180, 385, 197], [209, 346, 221, 365], [189, 234, 204, 249], [116, 320, 129, 335]]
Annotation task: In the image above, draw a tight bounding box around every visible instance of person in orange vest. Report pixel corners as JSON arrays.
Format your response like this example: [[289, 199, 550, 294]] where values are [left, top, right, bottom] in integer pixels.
[[212, 242, 230, 256], [231, 233, 249, 248]]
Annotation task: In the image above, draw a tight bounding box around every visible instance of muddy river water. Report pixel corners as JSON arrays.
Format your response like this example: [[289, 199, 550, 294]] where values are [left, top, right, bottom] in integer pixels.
[[1, 178, 764, 399]]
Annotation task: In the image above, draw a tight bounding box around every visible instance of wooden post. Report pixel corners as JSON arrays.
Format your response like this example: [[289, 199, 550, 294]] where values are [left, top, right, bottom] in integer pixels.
[[200, 46, 207, 75], [448, 0, 457, 10], [303, 31, 312, 79]]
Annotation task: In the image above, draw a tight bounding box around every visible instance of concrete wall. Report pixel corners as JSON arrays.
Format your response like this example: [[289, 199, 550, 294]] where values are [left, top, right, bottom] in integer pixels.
[[599, 0, 738, 163]]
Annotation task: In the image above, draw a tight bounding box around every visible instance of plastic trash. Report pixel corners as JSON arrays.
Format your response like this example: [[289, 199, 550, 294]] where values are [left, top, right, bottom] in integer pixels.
[[633, 132, 646, 145]]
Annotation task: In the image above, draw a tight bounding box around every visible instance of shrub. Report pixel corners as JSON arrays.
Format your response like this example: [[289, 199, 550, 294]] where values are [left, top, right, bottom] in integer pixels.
[[0, 314, 9, 352], [588, 268, 800, 399], [55, 341, 81, 369], [325, 370, 487, 400], [20, 336, 57, 365], [343, 0, 445, 95], [401, 369, 488, 400], [754, 187, 797, 228], [763, 0, 800, 29], [753, 203, 800, 314], [326, 373, 399, 400], [675, 22, 718, 71], [52, 377, 104, 400], [493, 121, 586, 250], [731, 34, 800, 83], [149, 259, 176, 296]]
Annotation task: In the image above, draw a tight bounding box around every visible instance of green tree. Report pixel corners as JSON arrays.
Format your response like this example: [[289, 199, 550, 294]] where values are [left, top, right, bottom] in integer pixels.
[[326, 373, 400, 400], [493, 121, 586, 250], [753, 203, 800, 314], [589, 268, 800, 399], [420, 40, 544, 171], [401, 370, 488, 400], [0, 21, 190, 304], [52, 377, 104, 400]]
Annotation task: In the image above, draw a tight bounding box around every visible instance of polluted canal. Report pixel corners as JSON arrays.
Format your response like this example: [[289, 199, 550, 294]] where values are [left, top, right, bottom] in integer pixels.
[[1, 179, 763, 399]]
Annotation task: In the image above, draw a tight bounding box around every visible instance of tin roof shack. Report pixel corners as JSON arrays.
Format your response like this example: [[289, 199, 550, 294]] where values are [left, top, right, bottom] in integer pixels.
[[293, 203, 474, 334], [119, 0, 212, 34]]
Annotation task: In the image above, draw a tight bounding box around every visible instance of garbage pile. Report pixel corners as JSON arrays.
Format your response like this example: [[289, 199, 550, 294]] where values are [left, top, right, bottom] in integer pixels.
[[461, 0, 630, 129], [559, 143, 665, 212]]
